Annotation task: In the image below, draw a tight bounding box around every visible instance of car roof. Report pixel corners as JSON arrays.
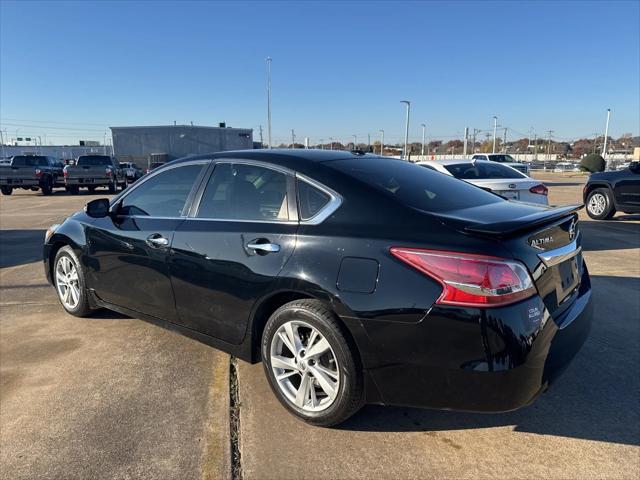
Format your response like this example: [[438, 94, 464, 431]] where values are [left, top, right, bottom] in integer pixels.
[[418, 158, 488, 166]]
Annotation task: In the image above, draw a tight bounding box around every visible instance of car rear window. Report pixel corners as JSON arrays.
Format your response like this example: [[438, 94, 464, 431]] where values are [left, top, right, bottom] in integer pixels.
[[330, 157, 502, 212], [11, 156, 48, 166], [444, 162, 525, 179], [488, 155, 515, 163], [77, 155, 111, 166]]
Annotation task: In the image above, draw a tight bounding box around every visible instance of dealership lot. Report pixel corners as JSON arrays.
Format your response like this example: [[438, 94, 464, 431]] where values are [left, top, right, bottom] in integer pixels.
[[1, 174, 639, 479]]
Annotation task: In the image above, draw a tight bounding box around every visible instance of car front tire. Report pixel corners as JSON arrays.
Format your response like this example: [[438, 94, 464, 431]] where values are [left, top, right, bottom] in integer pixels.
[[261, 299, 364, 427], [0, 186, 12, 195], [586, 188, 616, 220], [53, 246, 93, 317]]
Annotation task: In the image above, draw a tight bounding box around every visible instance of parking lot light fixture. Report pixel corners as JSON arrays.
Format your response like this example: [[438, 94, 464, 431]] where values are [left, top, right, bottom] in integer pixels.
[[379, 129, 384, 156], [401, 100, 411, 160], [266, 56, 272, 149]]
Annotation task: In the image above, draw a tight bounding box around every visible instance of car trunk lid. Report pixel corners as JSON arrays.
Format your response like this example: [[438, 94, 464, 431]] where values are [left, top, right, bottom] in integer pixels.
[[433, 202, 584, 320]]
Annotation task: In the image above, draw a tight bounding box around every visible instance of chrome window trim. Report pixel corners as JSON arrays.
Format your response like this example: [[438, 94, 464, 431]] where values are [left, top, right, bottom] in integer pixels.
[[192, 159, 298, 223], [109, 159, 210, 217], [537, 236, 582, 267], [295, 173, 343, 225]]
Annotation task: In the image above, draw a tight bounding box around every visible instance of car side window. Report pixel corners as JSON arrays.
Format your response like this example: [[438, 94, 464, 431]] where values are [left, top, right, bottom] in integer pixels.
[[297, 179, 331, 220], [118, 164, 203, 217], [196, 163, 290, 221]]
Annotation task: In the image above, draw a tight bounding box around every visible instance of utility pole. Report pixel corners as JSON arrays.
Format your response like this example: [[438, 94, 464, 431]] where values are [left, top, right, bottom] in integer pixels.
[[352, 134, 357, 150], [401, 100, 411, 160], [463, 127, 469, 157], [259, 125, 264, 148], [329, 137, 333, 150], [367, 133, 371, 151], [319, 139, 324, 150], [492, 116, 498, 153], [421, 123, 426, 157], [546, 130, 554, 166], [266, 57, 272, 149], [603, 108, 611, 164], [379, 129, 384, 156], [503, 128, 507, 152], [533, 134, 537, 161], [291, 129, 295, 148]]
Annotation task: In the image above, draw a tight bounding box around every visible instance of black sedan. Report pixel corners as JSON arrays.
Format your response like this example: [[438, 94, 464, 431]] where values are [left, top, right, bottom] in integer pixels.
[[583, 161, 640, 219], [43, 150, 592, 426]]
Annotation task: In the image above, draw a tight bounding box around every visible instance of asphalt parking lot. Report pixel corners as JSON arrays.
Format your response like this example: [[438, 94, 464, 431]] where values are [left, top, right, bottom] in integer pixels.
[[1, 173, 639, 479]]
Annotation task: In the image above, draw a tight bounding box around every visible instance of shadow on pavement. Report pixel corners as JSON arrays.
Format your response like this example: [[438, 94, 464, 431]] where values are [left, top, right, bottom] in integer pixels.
[[340, 275, 640, 447], [0, 230, 46, 268], [580, 221, 640, 251]]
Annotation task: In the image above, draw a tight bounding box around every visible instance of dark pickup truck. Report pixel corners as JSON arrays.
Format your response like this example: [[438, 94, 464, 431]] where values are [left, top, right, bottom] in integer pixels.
[[64, 155, 127, 194], [0, 155, 64, 195]]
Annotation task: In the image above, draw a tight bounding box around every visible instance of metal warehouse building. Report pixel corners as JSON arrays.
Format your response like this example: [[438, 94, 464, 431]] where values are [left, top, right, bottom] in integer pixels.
[[110, 124, 254, 167]]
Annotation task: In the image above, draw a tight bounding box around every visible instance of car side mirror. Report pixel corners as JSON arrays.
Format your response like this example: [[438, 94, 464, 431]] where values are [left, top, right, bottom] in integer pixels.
[[85, 198, 111, 218]]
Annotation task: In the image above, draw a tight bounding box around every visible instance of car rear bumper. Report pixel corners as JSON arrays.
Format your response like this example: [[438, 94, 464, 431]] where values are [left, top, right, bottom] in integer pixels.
[[363, 267, 592, 412], [0, 179, 40, 187], [65, 178, 111, 186]]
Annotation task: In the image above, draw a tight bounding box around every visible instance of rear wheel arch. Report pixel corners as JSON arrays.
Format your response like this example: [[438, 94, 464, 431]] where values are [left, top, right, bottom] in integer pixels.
[[248, 290, 362, 365]]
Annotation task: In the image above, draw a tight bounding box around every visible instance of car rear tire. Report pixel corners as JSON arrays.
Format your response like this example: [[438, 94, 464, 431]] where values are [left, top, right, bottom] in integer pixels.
[[261, 299, 364, 427], [53, 246, 93, 317], [108, 181, 117, 194], [41, 176, 53, 195], [0, 186, 12, 195], [88, 186, 96, 193], [586, 188, 616, 220]]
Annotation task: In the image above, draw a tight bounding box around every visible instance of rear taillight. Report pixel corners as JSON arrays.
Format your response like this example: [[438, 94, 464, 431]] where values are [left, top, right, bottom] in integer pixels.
[[529, 184, 548, 196], [63, 166, 68, 177], [390, 248, 536, 307], [34, 168, 43, 178], [105, 168, 113, 177]]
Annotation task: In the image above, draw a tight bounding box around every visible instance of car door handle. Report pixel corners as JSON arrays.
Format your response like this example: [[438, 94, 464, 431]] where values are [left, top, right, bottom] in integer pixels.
[[246, 242, 281, 253], [146, 234, 169, 248]]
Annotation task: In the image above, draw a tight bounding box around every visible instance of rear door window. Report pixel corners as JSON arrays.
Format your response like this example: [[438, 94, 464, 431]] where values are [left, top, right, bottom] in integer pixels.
[[196, 163, 290, 221], [330, 157, 502, 212]]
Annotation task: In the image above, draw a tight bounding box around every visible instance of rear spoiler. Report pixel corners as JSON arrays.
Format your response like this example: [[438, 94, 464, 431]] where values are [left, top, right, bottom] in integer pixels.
[[463, 204, 583, 236]]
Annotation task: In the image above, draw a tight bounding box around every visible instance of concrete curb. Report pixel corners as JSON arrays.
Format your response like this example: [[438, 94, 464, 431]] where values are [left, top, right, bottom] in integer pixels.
[[201, 350, 232, 480]]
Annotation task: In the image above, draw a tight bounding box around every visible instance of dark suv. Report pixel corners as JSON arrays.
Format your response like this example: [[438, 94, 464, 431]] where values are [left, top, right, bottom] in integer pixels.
[[583, 161, 640, 219], [43, 150, 592, 426]]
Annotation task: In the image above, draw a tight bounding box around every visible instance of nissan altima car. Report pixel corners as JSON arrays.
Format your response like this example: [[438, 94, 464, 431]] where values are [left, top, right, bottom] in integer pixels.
[[43, 150, 592, 426], [418, 159, 549, 205]]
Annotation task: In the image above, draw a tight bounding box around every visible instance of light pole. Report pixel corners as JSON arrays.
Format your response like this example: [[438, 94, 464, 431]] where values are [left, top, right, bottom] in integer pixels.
[[463, 127, 469, 157], [379, 129, 384, 156], [401, 100, 410, 160], [291, 129, 295, 148], [420, 123, 426, 157], [492, 116, 498, 153], [603, 108, 611, 164], [319, 139, 324, 150], [352, 134, 356, 150], [266, 57, 272, 149], [329, 137, 333, 150]]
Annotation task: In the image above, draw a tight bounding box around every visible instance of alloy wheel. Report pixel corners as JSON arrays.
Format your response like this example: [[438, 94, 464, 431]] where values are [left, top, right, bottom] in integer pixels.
[[270, 320, 340, 412], [55, 256, 81, 309], [588, 193, 606, 216]]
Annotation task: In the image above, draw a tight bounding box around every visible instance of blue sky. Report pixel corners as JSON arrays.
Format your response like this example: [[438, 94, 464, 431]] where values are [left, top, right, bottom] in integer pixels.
[[1, 0, 638, 145]]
